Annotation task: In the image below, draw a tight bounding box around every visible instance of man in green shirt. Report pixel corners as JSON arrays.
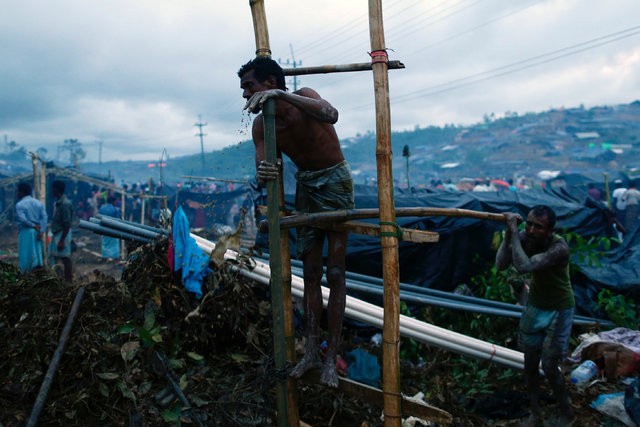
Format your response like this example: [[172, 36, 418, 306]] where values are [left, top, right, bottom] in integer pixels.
[[495, 205, 575, 426], [49, 180, 74, 283]]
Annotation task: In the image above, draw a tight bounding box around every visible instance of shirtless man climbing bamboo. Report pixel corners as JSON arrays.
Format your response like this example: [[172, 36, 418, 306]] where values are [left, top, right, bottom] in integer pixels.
[[238, 56, 354, 388]]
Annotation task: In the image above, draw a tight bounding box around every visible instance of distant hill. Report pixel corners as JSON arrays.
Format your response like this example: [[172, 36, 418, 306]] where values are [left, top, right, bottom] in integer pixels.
[[4, 101, 639, 187]]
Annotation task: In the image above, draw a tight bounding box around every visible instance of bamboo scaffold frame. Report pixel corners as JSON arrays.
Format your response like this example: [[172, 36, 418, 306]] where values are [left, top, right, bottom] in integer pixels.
[[245, 1, 462, 425]]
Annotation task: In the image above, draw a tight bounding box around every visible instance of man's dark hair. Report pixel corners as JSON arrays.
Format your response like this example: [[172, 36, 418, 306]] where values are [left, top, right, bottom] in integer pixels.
[[52, 180, 66, 194], [238, 57, 287, 90], [17, 182, 32, 195], [530, 205, 557, 229]]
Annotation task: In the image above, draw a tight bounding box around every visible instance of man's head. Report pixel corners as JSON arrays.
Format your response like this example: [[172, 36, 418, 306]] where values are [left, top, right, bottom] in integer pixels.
[[238, 57, 286, 100], [17, 182, 32, 199], [52, 180, 66, 198], [525, 205, 556, 241]]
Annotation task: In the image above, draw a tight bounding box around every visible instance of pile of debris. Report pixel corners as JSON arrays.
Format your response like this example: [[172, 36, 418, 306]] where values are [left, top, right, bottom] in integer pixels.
[[0, 237, 372, 426]]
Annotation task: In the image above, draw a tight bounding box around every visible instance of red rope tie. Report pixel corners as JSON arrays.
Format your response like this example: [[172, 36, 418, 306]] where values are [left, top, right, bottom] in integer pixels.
[[369, 49, 388, 64]]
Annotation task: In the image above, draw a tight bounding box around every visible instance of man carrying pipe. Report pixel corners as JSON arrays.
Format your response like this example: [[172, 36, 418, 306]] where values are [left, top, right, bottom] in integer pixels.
[[238, 56, 354, 388], [495, 205, 575, 426]]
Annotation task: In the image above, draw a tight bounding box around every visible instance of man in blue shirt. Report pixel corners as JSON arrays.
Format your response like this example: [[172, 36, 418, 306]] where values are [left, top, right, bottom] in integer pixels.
[[15, 182, 48, 273]]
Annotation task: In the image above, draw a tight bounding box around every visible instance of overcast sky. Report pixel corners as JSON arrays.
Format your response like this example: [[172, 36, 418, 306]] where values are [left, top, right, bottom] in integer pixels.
[[1, 0, 639, 166]]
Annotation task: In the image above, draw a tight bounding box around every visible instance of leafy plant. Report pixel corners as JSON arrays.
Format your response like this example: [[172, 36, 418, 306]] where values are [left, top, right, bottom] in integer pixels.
[[450, 357, 518, 398], [596, 289, 638, 329], [117, 301, 164, 348], [399, 301, 424, 363], [563, 230, 616, 275]]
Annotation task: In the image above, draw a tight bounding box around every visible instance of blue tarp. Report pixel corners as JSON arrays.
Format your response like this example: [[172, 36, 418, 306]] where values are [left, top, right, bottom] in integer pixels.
[[172, 206, 211, 298]]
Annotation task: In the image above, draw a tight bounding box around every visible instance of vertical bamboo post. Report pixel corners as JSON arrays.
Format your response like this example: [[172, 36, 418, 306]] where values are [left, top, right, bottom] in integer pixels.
[[120, 192, 126, 259], [31, 154, 48, 266], [249, 0, 272, 58], [40, 160, 48, 265], [368, 1, 402, 425], [263, 100, 289, 427], [249, 1, 298, 425], [604, 172, 610, 209], [140, 194, 146, 225]]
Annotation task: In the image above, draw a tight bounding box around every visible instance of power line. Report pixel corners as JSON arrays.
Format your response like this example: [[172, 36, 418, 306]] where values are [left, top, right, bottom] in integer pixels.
[[405, 0, 543, 54], [347, 24, 640, 110]]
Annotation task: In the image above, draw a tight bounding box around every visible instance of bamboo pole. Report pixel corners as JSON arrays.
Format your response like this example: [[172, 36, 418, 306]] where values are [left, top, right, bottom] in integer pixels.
[[248, 1, 297, 425], [263, 99, 290, 427], [181, 175, 249, 185], [368, 1, 401, 425], [26, 287, 86, 427], [283, 60, 404, 76], [249, 0, 271, 57], [31, 154, 48, 266], [277, 207, 507, 229], [604, 172, 611, 209]]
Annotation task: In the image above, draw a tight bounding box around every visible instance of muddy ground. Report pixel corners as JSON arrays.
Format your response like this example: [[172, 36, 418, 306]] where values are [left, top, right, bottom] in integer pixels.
[[0, 225, 633, 426]]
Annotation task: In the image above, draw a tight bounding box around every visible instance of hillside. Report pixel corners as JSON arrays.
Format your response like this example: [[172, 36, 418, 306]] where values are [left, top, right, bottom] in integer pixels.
[[3, 101, 640, 187]]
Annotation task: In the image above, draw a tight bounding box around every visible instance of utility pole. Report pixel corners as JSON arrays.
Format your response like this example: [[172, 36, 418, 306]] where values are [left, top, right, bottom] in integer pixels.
[[97, 141, 103, 165], [279, 44, 302, 91], [194, 115, 207, 174]]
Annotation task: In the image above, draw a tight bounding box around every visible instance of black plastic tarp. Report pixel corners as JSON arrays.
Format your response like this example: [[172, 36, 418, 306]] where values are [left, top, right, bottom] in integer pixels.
[[250, 182, 639, 316]]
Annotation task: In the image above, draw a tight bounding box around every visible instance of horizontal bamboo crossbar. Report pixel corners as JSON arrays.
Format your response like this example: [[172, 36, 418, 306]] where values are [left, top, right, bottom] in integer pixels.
[[283, 60, 404, 76], [315, 220, 439, 243], [300, 369, 452, 424], [276, 207, 507, 229]]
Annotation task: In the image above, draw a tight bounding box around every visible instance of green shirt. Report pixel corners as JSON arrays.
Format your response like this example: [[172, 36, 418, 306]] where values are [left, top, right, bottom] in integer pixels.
[[51, 195, 74, 234], [528, 234, 575, 310]]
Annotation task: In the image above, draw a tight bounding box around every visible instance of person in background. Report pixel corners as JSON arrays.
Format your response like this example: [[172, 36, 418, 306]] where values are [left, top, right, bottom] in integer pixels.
[[587, 182, 602, 203], [495, 205, 575, 426], [49, 180, 74, 283], [622, 180, 640, 234], [611, 180, 628, 239], [98, 195, 121, 260], [612, 180, 627, 227], [15, 182, 47, 273], [238, 56, 354, 388]]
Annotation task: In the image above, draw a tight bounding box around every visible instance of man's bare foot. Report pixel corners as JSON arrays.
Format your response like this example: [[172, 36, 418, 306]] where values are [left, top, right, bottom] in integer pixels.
[[290, 351, 321, 379], [319, 359, 339, 388]]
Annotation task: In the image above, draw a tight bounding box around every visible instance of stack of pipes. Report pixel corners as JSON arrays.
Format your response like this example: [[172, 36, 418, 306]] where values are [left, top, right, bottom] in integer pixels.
[[189, 233, 526, 370], [79, 215, 168, 244], [82, 216, 613, 370]]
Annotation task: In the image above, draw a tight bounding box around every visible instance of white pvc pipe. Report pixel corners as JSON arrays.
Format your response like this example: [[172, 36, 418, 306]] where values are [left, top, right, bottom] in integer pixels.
[[192, 235, 524, 369]]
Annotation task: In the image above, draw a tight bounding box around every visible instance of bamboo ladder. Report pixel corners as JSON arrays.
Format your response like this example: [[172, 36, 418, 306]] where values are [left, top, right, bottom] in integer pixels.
[[247, 1, 463, 426]]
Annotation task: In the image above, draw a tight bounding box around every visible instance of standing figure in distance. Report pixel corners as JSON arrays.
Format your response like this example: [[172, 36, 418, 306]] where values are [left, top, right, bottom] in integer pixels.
[[98, 195, 121, 260], [49, 180, 74, 283], [15, 182, 48, 273], [238, 57, 354, 387], [495, 205, 575, 426], [622, 180, 640, 234]]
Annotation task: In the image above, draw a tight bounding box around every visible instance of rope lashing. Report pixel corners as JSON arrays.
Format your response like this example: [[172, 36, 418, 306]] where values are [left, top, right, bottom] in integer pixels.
[[379, 221, 402, 240], [369, 49, 389, 64]]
